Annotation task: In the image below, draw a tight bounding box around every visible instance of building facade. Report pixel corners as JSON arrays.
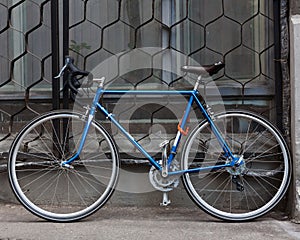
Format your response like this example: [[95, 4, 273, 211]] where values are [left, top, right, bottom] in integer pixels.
[[290, 0, 300, 222], [0, 0, 298, 220]]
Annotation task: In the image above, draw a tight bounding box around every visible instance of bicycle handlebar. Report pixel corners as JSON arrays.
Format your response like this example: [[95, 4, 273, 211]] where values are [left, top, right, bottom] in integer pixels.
[[55, 56, 92, 98], [55, 56, 90, 78]]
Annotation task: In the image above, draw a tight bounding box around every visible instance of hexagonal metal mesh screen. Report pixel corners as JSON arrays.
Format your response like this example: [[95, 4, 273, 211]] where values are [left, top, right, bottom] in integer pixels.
[[69, 0, 276, 102], [68, 0, 277, 158], [0, 0, 281, 158], [0, 0, 52, 156]]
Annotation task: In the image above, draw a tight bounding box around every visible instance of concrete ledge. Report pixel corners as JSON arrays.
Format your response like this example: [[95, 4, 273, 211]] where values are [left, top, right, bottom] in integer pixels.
[[290, 15, 300, 222], [0, 165, 194, 208]]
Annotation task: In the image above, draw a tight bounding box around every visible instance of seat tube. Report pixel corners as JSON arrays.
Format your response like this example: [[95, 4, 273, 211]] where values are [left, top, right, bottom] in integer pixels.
[[169, 94, 194, 163]]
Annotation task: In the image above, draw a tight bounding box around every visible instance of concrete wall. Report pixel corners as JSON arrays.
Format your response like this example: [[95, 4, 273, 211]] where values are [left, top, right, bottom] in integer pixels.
[[290, 14, 300, 222], [291, 0, 300, 15]]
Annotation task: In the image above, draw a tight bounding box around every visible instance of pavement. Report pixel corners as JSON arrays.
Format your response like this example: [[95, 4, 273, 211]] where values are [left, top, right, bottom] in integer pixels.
[[0, 164, 299, 240], [0, 203, 299, 240]]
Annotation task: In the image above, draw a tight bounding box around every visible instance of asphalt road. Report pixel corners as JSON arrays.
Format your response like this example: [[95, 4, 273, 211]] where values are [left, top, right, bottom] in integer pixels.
[[0, 203, 299, 240]]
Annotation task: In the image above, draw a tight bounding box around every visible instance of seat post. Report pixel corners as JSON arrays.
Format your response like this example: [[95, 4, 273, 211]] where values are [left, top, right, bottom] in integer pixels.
[[193, 75, 202, 91]]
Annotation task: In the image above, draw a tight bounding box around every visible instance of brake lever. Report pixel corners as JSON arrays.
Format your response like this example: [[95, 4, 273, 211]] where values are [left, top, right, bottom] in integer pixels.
[[54, 63, 68, 79], [54, 57, 74, 79]]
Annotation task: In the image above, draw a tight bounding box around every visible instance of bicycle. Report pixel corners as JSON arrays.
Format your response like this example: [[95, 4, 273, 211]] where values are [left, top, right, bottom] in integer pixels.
[[8, 57, 291, 222]]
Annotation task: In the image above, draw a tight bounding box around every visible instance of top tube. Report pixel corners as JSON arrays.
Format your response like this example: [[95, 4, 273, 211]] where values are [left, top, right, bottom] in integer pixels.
[[101, 90, 196, 95]]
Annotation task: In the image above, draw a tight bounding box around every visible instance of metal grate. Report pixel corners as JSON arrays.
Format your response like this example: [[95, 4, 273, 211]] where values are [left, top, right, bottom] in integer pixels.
[[0, 0, 52, 155], [68, 1, 277, 101], [0, 0, 289, 157], [66, 0, 282, 155]]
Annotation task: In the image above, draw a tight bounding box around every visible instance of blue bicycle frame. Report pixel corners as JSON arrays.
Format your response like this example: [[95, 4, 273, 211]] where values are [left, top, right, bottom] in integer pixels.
[[63, 86, 239, 175]]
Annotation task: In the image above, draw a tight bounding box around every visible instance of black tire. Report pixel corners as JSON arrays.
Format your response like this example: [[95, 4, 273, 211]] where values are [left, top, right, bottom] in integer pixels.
[[181, 111, 291, 221], [8, 110, 119, 222]]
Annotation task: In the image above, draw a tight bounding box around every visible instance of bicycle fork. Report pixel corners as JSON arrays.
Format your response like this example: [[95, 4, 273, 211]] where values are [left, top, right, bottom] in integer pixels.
[[61, 78, 105, 167]]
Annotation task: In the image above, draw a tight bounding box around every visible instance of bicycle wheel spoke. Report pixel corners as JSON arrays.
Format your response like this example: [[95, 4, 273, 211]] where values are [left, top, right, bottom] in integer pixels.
[[16, 167, 60, 188], [242, 177, 266, 206], [66, 172, 90, 208], [16, 151, 56, 162], [246, 144, 281, 164], [72, 169, 106, 195], [26, 170, 64, 203], [36, 122, 64, 159], [73, 168, 113, 183], [182, 112, 291, 221], [29, 128, 60, 161]]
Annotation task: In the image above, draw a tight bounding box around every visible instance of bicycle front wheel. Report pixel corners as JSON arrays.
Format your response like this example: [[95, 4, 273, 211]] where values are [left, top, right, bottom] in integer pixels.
[[8, 110, 119, 222], [181, 111, 291, 221]]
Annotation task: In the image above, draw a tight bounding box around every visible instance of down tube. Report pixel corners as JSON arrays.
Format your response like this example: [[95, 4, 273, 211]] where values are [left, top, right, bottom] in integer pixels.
[[97, 102, 162, 170]]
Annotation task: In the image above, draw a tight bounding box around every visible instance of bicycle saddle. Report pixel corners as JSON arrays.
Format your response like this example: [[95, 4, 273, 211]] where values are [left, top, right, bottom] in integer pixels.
[[181, 61, 225, 76]]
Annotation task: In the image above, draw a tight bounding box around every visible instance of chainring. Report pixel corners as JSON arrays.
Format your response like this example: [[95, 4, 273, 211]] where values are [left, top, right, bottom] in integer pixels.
[[149, 160, 180, 192]]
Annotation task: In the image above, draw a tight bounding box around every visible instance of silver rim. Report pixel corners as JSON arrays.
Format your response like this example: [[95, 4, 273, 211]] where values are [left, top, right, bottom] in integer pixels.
[[9, 111, 119, 221]]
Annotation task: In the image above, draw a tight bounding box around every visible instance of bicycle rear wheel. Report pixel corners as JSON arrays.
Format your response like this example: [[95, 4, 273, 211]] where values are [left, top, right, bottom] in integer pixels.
[[181, 111, 291, 221], [8, 110, 119, 222]]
